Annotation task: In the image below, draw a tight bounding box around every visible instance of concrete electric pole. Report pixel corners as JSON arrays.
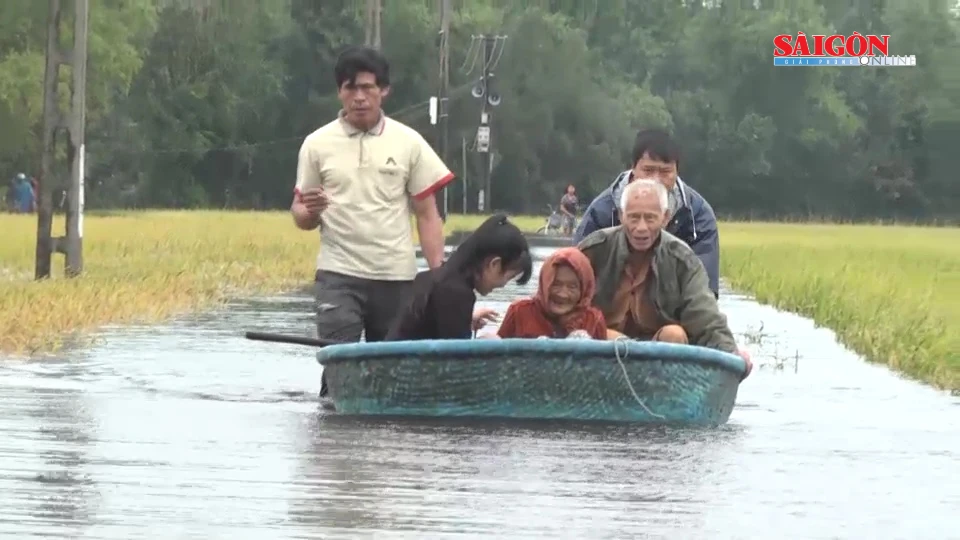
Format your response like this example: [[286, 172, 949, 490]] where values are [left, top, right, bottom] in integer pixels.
[[436, 0, 452, 220], [36, 0, 89, 280], [365, 0, 382, 49], [470, 34, 506, 212]]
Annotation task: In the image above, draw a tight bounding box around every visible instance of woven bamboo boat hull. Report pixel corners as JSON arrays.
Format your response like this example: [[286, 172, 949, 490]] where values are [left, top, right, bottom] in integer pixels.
[[316, 339, 747, 425]]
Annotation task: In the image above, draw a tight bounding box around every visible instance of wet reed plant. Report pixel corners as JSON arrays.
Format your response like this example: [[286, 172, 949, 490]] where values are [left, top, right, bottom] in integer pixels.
[[0, 211, 540, 356], [720, 222, 959, 391]]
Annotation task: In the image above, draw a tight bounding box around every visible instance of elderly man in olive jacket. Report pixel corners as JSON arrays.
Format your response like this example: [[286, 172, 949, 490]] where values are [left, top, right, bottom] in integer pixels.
[[577, 179, 752, 377]]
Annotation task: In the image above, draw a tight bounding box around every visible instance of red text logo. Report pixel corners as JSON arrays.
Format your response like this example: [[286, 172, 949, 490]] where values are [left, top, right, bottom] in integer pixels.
[[773, 32, 890, 57]]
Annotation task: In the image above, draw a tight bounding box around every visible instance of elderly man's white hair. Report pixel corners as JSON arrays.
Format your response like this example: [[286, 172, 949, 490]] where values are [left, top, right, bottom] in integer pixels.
[[618, 178, 669, 213]]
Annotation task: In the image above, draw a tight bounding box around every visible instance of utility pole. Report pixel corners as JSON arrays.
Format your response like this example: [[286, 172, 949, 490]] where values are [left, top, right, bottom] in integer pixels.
[[374, 0, 381, 49], [436, 0, 451, 220], [36, 0, 88, 280], [365, 0, 382, 49], [461, 135, 468, 213], [470, 34, 505, 212]]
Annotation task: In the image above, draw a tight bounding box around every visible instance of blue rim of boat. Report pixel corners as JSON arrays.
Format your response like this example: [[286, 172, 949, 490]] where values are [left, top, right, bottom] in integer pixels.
[[316, 338, 747, 376]]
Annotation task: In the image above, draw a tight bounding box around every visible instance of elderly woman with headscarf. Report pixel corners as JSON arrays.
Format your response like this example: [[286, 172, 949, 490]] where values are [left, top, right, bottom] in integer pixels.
[[496, 247, 618, 340]]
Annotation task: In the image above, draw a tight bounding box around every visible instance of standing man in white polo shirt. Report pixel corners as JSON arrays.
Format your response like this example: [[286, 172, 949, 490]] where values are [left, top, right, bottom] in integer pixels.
[[291, 46, 454, 394]]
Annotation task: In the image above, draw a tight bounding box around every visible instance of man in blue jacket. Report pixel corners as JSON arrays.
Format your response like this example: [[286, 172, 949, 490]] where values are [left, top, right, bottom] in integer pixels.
[[573, 129, 722, 298]]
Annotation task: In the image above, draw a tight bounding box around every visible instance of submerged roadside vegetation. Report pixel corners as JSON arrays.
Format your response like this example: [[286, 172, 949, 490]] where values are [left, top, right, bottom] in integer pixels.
[[0, 212, 538, 355], [0, 211, 315, 354], [0, 211, 956, 391], [721, 223, 959, 391]]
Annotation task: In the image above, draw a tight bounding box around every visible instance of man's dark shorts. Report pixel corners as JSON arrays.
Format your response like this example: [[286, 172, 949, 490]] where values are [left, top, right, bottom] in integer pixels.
[[313, 270, 414, 343], [315, 270, 413, 398]]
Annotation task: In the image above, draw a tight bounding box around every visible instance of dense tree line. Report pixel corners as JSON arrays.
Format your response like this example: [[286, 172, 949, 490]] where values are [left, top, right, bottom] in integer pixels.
[[1, 0, 958, 222]]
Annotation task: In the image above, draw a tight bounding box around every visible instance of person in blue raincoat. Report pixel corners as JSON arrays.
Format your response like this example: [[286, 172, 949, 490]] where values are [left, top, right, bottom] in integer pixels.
[[573, 129, 722, 298], [11, 173, 35, 213]]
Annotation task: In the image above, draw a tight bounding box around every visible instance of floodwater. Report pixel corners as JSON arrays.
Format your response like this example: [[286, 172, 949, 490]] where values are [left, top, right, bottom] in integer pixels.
[[1, 246, 958, 539]]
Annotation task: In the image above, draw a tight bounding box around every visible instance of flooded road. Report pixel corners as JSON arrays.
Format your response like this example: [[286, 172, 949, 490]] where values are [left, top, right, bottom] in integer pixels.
[[1, 246, 958, 539]]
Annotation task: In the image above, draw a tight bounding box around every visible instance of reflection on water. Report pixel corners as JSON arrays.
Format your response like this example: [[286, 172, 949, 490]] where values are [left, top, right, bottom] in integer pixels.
[[288, 415, 747, 537], [0, 248, 957, 539], [0, 366, 98, 537]]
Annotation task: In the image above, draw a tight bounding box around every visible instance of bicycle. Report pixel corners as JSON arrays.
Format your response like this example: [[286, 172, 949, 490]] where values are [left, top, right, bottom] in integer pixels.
[[536, 205, 565, 235]]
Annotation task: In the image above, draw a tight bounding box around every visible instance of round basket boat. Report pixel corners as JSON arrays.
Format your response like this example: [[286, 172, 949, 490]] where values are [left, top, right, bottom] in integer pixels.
[[316, 338, 748, 425]]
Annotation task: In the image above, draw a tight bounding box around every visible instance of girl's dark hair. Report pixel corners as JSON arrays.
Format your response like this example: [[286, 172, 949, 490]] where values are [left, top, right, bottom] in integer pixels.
[[441, 213, 533, 286], [394, 215, 532, 336]]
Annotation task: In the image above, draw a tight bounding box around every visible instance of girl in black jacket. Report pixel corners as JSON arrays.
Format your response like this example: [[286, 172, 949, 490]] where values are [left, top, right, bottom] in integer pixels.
[[386, 214, 533, 340]]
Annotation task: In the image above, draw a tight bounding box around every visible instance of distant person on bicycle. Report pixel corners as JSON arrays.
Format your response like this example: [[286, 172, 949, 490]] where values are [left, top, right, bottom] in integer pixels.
[[559, 184, 578, 235], [573, 129, 722, 298]]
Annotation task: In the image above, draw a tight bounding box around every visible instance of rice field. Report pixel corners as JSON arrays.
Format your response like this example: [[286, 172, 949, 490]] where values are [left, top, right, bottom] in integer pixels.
[[0, 211, 539, 354], [719, 222, 958, 391], [0, 211, 956, 390]]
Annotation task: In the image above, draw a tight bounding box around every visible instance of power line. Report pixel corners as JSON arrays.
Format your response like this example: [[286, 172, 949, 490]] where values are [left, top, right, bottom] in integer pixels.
[[460, 37, 479, 74], [461, 36, 481, 75], [463, 34, 507, 76], [89, 82, 478, 156], [483, 36, 508, 72]]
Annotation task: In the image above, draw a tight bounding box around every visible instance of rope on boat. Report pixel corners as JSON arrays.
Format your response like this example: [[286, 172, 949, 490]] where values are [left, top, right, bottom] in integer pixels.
[[613, 336, 666, 420]]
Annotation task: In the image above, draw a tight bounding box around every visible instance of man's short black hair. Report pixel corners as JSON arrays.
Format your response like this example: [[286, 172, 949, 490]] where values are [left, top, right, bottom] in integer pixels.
[[631, 128, 681, 167], [334, 46, 390, 88]]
